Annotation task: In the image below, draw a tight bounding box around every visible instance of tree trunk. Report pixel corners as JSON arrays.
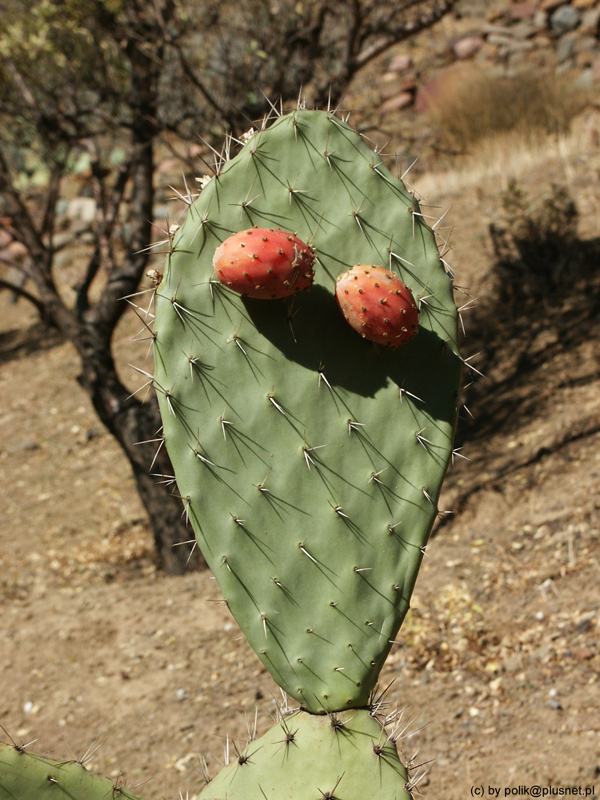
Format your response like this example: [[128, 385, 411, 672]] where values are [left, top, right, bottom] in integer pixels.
[[75, 322, 203, 573]]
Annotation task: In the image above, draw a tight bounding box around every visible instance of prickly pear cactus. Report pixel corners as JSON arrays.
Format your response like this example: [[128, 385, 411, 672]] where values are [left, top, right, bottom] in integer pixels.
[[153, 109, 462, 714], [0, 744, 147, 800]]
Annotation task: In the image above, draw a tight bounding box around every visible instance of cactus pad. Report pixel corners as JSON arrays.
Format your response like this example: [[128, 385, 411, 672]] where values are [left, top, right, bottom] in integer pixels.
[[0, 744, 147, 800], [153, 109, 462, 713], [199, 709, 411, 800]]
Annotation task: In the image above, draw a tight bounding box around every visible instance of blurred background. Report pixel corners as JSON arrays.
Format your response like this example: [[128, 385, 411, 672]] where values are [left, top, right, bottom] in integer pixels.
[[1, 1, 599, 797]]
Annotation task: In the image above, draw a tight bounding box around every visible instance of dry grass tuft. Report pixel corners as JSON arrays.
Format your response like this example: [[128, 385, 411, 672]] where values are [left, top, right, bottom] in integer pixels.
[[426, 66, 590, 156]]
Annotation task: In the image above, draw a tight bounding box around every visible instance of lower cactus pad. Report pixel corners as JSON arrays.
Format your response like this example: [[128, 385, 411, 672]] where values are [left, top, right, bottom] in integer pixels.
[[199, 708, 412, 800]]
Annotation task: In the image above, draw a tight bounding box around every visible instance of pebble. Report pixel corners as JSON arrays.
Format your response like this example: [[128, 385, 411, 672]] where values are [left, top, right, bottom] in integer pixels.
[[380, 92, 414, 113], [387, 53, 413, 72], [556, 34, 577, 62], [452, 36, 485, 59], [580, 7, 600, 32], [550, 5, 582, 35]]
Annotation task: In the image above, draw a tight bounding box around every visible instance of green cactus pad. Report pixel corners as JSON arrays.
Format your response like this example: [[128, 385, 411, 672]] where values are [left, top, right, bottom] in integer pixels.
[[0, 744, 147, 800], [153, 109, 462, 712], [199, 709, 411, 800]]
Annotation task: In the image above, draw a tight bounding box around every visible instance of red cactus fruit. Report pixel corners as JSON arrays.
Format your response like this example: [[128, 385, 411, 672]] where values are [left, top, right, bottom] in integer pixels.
[[335, 265, 419, 348], [213, 228, 315, 299]]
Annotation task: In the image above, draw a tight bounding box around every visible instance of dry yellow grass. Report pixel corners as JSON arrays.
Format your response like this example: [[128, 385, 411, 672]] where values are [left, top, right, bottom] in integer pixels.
[[413, 112, 599, 200]]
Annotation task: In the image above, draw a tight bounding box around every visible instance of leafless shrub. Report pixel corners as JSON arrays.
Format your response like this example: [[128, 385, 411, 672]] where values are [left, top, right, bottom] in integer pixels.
[[489, 180, 579, 303]]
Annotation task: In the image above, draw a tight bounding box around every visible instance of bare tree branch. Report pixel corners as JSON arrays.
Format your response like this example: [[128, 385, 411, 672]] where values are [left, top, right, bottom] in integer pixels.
[[354, 0, 458, 70], [0, 276, 45, 316], [0, 0, 457, 573]]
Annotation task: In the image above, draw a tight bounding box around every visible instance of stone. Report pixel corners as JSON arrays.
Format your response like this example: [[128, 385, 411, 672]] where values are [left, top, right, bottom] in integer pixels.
[[509, 2, 537, 20], [556, 32, 577, 62], [512, 21, 542, 38], [452, 35, 485, 59], [574, 35, 600, 54], [580, 7, 600, 33], [573, 0, 597, 8], [540, 0, 565, 10], [380, 91, 414, 113], [387, 53, 413, 72], [5, 240, 28, 261], [550, 5, 582, 35], [0, 228, 12, 249], [487, 33, 535, 51], [67, 197, 97, 226], [482, 23, 514, 36]]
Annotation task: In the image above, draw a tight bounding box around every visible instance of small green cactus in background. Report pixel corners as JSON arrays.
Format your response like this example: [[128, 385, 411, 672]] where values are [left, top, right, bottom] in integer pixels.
[[0, 108, 462, 800]]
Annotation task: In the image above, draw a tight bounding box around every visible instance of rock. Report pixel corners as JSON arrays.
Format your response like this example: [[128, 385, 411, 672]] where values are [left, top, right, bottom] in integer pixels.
[[0, 228, 12, 249], [541, 0, 565, 10], [156, 157, 181, 176], [509, 2, 537, 21], [55, 198, 70, 216], [556, 33, 577, 63], [572, 645, 594, 660], [550, 5, 582, 35], [67, 197, 97, 226], [482, 23, 514, 36], [486, 33, 535, 52], [580, 7, 600, 33], [574, 35, 600, 54], [5, 240, 28, 262], [573, 0, 597, 8], [7, 441, 40, 455], [51, 231, 77, 251], [452, 35, 485, 59], [387, 53, 413, 72], [512, 21, 544, 38], [574, 60, 595, 78], [577, 616, 594, 633], [380, 76, 417, 99], [153, 204, 170, 221], [380, 91, 414, 113]]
